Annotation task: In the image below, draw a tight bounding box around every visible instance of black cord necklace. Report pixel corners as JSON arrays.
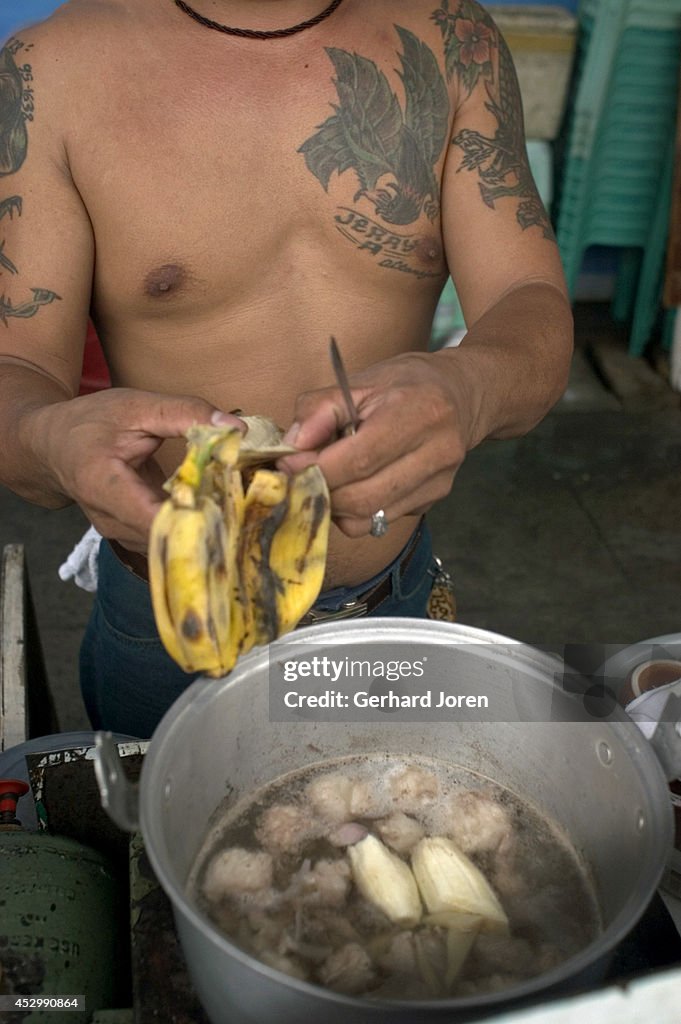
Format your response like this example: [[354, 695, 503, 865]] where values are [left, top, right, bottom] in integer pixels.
[[172, 0, 345, 39]]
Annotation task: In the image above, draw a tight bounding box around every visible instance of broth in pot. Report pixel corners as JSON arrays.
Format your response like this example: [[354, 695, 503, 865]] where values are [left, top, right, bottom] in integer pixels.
[[188, 753, 601, 1000]]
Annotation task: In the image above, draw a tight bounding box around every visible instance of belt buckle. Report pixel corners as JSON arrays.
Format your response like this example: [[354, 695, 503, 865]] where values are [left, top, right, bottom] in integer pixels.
[[299, 599, 369, 626]]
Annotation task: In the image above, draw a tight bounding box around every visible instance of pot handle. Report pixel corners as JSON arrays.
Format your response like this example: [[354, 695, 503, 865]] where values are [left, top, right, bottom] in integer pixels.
[[93, 731, 140, 832], [627, 680, 681, 781]]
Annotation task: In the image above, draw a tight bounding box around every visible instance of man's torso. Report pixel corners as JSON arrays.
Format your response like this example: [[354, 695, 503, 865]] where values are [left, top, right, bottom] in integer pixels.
[[20, 0, 461, 581]]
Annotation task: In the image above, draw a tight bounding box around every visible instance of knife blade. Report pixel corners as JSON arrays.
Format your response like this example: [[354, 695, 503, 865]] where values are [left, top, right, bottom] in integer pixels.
[[329, 336, 361, 436]]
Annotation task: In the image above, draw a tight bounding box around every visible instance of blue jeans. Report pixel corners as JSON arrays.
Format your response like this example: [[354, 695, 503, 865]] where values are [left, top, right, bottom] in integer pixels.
[[80, 523, 436, 739]]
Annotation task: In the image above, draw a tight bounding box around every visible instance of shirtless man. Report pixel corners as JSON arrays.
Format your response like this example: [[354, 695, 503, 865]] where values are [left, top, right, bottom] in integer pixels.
[[0, 0, 573, 736]]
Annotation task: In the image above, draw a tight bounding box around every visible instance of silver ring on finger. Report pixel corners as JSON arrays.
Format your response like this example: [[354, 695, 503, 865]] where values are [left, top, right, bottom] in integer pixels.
[[369, 509, 388, 538]]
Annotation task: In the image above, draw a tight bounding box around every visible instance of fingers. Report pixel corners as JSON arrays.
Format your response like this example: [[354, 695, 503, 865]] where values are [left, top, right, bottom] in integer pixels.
[[75, 455, 168, 552], [282, 364, 466, 538], [281, 384, 409, 484], [328, 454, 458, 538], [123, 392, 245, 440], [285, 384, 374, 451], [63, 391, 246, 551], [283, 428, 462, 539]]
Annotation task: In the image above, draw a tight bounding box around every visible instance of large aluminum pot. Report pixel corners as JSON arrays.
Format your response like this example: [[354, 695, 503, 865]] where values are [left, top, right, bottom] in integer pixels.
[[95, 620, 677, 1024]]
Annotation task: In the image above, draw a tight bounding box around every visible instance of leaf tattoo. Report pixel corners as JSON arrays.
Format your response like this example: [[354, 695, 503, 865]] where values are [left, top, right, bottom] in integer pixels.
[[299, 27, 449, 226], [0, 287, 61, 324], [0, 195, 21, 273], [452, 35, 554, 239]]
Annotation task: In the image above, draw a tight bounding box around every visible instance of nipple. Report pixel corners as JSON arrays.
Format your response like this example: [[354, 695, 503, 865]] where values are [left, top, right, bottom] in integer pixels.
[[144, 263, 187, 298], [412, 236, 443, 267]]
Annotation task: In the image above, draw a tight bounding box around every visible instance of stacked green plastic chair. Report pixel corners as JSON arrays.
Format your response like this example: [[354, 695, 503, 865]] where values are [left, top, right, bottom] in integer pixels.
[[555, 0, 681, 355]]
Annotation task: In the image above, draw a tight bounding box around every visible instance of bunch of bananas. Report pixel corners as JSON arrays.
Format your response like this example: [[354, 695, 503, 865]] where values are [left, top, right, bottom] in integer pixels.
[[148, 416, 330, 677]]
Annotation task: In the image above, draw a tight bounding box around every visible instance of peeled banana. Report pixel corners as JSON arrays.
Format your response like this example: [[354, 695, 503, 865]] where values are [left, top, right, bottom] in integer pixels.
[[411, 836, 509, 933], [347, 834, 422, 927], [148, 416, 330, 677]]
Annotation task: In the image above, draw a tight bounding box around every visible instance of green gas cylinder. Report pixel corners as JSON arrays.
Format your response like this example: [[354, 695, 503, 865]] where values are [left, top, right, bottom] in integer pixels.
[[0, 778, 125, 1023]]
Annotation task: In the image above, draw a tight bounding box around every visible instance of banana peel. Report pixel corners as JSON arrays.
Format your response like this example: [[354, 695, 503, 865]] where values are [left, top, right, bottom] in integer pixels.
[[149, 416, 330, 677]]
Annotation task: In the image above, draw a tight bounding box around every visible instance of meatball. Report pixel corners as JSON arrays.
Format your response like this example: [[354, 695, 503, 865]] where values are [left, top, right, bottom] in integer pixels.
[[302, 858, 352, 908], [376, 812, 425, 854], [306, 773, 355, 823], [389, 766, 438, 812], [255, 803, 320, 853], [202, 847, 273, 901], [443, 790, 513, 856]]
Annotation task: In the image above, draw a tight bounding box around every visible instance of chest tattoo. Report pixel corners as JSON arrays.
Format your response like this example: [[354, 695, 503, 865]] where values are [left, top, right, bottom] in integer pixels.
[[298, 24, 449, 279]]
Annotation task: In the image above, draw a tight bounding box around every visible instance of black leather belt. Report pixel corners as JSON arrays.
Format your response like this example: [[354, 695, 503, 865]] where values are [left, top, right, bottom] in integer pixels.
[[111, 523, 422, 622], [297, 526, 422, 626], [110, 540, 152, 582]]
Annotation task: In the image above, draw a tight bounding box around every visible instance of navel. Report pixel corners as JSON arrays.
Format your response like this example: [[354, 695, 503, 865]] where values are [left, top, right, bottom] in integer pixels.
[[143, 263, 187, 298]]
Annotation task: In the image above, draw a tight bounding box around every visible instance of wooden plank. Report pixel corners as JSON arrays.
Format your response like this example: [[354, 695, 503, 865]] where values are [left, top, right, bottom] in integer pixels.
[[0, 543, 28, 751], [588, 337, 680, 412]]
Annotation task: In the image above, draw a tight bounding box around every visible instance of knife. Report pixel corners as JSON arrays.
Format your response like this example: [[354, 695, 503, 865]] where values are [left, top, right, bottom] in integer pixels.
[[329, 336, 361, 436]]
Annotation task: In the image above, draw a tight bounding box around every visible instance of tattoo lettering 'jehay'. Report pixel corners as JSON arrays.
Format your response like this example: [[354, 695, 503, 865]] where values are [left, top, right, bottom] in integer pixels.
[[433, 1, 554, 239], [0, 37, 61, 323]]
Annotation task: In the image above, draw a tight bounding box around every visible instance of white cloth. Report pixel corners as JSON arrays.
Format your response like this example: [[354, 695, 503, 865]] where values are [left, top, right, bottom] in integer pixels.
[[58, 525, 102, 592]]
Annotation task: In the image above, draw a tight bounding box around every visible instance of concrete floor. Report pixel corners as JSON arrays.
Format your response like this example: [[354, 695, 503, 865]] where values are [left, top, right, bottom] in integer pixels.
[[1, 302, 680, 733]]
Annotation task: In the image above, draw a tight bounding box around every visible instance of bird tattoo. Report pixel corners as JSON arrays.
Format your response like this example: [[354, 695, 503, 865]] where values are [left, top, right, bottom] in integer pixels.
[[299, 27, 449, 226]]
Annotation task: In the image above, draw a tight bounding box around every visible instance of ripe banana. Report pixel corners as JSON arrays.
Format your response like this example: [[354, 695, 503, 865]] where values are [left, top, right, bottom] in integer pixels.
[[164, 497, 233, 673], [269, 464, 332, 636], [148, 417, 330, 677], [237, 467, 290, 648]]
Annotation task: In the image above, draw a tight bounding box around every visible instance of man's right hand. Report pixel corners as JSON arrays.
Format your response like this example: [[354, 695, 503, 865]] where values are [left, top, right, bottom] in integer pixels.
[[25, 388, 243, 552]]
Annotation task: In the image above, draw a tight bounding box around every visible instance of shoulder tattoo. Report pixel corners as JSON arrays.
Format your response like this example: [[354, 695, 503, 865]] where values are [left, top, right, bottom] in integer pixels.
[[0, 38, 61, 324], [433, 1, 555, 240], [0, 36, 34, 175]]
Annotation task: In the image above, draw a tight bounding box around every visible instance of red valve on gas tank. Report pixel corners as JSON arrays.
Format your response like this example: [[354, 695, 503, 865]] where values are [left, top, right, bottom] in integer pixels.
[[0, 778, 30, 827]]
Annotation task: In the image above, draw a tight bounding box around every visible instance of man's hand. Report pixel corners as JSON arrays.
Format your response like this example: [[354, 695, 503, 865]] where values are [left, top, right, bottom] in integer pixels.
[[26, 388, 243, 552], [281, 352, 470, 538]]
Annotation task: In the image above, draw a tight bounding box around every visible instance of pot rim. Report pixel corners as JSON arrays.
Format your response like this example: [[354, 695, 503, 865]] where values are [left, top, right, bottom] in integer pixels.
[[140, 619, 675, 1011]]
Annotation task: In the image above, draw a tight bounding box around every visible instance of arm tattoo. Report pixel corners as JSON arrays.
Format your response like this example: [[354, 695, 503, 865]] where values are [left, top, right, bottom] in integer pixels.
[[299, 27, 449, 227], [0, 287, 61, 324], [433, 3, 555, 240], [0, 37, 62, 322], [0, 37, 31, 174], [0, 196, 22, 273]]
